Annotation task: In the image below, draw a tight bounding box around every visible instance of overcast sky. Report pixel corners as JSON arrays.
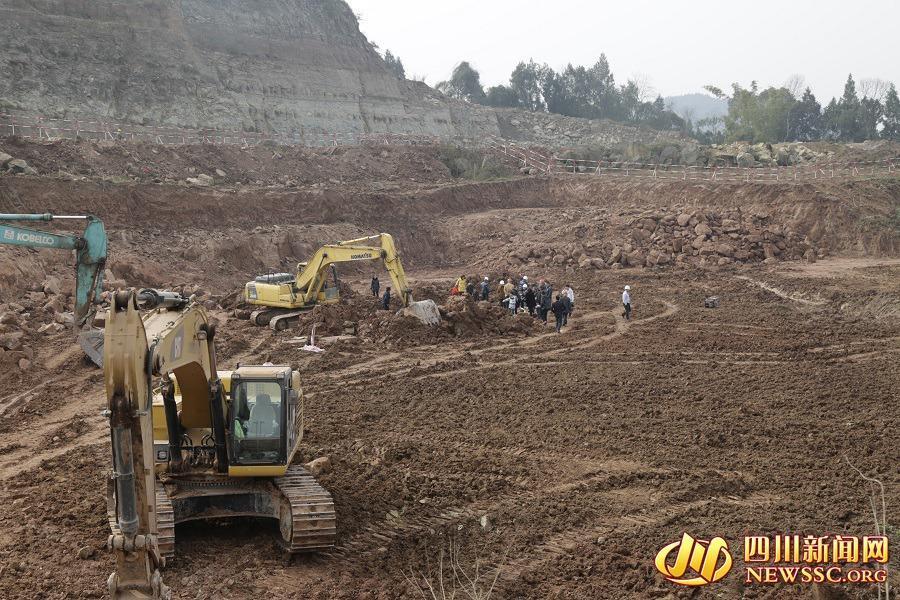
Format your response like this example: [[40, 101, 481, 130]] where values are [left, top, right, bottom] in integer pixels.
[[345, 0, 899, 101]]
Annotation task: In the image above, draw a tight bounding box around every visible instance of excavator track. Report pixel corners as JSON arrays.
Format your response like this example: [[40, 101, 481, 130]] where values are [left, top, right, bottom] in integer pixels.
[[107, 482, 176, 563], [273, 465, 337, 552], [154, 485, 176, 561]]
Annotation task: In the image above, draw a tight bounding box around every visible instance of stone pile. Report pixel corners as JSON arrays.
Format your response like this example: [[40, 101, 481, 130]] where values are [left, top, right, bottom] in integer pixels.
[[0, 148, 38, 175], [509, 209, 823, 272], [0, 276, 74, 372]]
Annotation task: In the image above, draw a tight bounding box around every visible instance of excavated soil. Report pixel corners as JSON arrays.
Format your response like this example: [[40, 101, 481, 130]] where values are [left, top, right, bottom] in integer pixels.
[[0, 141, 898, 599]]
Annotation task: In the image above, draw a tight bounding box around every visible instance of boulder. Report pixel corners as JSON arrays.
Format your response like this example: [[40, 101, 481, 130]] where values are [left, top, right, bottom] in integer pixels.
[[676, 213, 692, 227], [0, 331, 24, 350], [716, 244, 735, 258], [694, 222, 712, 236], [804, 249, 817, 263], [736, 152, 755, 168], [42, 276, 61, 295], [398, 300, 441, 326], [0, 152, 12, 167], [215, 168, 227, 177], [608, 246, 623, 265], [304, 456, 332, 477], [6, 158, 29, 173], [631, 228, 651, 243], [17, 358, 31, 371]]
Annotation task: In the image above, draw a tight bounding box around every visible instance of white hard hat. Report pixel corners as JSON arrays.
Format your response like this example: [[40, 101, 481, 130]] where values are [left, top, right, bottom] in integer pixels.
[[624, 285, 631, 291], [523, 275, 528, 280], [499, 280, 505, 285], [484, 277, 489, 281]]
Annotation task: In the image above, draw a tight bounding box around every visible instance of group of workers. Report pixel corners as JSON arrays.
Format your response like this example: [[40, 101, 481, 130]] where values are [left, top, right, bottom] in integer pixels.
[[453, 274, 580, 334], [372, 273, 635, 333]]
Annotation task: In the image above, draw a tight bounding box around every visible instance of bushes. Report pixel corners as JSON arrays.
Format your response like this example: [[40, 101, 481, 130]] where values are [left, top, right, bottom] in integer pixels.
[[437, 145, 513, 180]]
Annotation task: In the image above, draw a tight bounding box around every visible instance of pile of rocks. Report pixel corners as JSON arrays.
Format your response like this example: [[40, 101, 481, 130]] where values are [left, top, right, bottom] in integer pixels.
[[0, 148, 38, 175], [508, 209, 823, 272], [0, 276, 74, 372]]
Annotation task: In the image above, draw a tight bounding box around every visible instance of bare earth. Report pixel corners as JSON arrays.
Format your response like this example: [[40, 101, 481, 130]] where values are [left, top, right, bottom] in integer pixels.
[[0, 141, 898, 600]]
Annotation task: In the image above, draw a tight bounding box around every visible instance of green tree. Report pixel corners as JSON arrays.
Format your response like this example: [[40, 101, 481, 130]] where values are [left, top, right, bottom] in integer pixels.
[[383, 50, 405, 80], [438, 62, 485, 103], [724, 82, 796, 143], [510, 60, 548, 112], [882, 84, 900, 140], [859, 96, 883, 140], [835, 74, 863, 141], [787, 88, 822, 141], [484, 85, 519, 108]]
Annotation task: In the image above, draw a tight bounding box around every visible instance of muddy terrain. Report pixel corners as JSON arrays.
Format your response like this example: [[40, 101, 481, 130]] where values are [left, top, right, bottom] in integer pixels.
[[0, 140, 898, 599]]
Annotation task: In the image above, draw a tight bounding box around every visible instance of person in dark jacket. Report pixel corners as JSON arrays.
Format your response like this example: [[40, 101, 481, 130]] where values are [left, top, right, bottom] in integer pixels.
[[480, 277, 490, 301], [524, 285, 537, 316], [381, 287, 391, 310], [551, 294, 567, 333], [539, 281, 553, 323], [466, 279, 476, 300], [560, 291, 572, 326], [371, 275, 380, 298]]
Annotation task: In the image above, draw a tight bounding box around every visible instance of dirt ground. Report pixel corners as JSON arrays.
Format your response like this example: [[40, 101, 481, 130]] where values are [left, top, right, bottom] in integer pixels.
[[0, 141, 898, 600]]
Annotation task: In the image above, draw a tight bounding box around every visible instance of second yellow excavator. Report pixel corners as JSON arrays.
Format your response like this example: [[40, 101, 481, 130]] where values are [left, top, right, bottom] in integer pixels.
[[244, 233, 413, 330]]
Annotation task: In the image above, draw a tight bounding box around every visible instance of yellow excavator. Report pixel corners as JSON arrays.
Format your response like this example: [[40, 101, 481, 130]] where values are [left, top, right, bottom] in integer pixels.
[[244, 233, 413, 330], [104, 288, 335, 600]]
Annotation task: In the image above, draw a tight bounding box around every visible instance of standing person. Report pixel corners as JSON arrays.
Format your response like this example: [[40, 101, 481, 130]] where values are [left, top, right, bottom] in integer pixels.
[[381, 286, 392, 310], [622, 285, 632, 321], [504, 290, 518, 315], [560, 290, 572, 325], [480, 277, 490, 301], [454, 275, 467, 296], [563, 284, 575, 323], [497, 280, 506, 304], [370, 275, 380, 298], [540, 281, 553, 323], [503, 278, 515, 299], [466, 278, 476, 300], [551, 294, 567, 333], [525, 285, 537, 316]]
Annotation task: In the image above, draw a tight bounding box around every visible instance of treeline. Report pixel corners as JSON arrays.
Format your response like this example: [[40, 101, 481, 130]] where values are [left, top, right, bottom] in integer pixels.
[[434, 55, 685, 132], [707, 76, 900, 144], [383, 49, 900, 144]]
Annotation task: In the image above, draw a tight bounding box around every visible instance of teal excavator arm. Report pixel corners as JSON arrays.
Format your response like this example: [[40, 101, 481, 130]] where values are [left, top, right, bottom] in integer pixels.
[[0, 213, 107, 325]]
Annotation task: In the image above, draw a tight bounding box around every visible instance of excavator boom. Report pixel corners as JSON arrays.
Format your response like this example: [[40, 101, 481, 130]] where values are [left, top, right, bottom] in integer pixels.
[[104, 291, 168, 600]]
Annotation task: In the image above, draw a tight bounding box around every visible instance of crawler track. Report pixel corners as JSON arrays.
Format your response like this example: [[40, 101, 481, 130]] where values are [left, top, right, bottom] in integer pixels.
[[273, 465, 337, 552]]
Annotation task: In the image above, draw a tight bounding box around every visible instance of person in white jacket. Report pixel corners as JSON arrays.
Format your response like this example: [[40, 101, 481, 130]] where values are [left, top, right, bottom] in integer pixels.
[[622, 285, 632, 320]]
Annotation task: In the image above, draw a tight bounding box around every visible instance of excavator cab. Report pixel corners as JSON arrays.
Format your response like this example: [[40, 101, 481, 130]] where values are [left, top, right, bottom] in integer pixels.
[[226, 365, 302, 476]]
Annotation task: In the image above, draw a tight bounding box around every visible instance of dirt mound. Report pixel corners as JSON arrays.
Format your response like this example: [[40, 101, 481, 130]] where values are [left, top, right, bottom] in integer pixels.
[[243, 290, 541, 350]]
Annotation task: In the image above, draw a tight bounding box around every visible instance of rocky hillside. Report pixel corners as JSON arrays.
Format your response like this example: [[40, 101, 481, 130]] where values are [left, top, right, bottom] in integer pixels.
[[0, 0, 679, 147]]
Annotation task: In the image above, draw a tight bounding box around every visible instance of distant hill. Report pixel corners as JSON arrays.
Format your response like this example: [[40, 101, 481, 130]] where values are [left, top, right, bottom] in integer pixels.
[[664, 93, 729, 122]]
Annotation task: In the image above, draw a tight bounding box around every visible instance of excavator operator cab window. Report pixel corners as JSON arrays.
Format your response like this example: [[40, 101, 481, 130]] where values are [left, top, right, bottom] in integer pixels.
[[229, 379, 287, 465]]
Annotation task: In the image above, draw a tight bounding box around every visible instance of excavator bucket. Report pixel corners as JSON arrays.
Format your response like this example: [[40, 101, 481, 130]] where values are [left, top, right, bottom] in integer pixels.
[[78, 328, 105, 367]]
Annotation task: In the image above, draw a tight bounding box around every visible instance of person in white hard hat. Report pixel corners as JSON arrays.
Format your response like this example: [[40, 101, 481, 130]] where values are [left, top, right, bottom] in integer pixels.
[[622, 285, 632, 321], [480, 276, 490, 301]]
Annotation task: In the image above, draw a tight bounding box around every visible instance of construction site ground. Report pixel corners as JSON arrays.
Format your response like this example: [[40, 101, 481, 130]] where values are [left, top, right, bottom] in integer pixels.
[[0, 139, 898, 599]]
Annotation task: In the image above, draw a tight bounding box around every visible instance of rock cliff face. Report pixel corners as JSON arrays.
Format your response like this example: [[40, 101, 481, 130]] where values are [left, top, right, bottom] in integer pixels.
[[0, 0, 678, 145]]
